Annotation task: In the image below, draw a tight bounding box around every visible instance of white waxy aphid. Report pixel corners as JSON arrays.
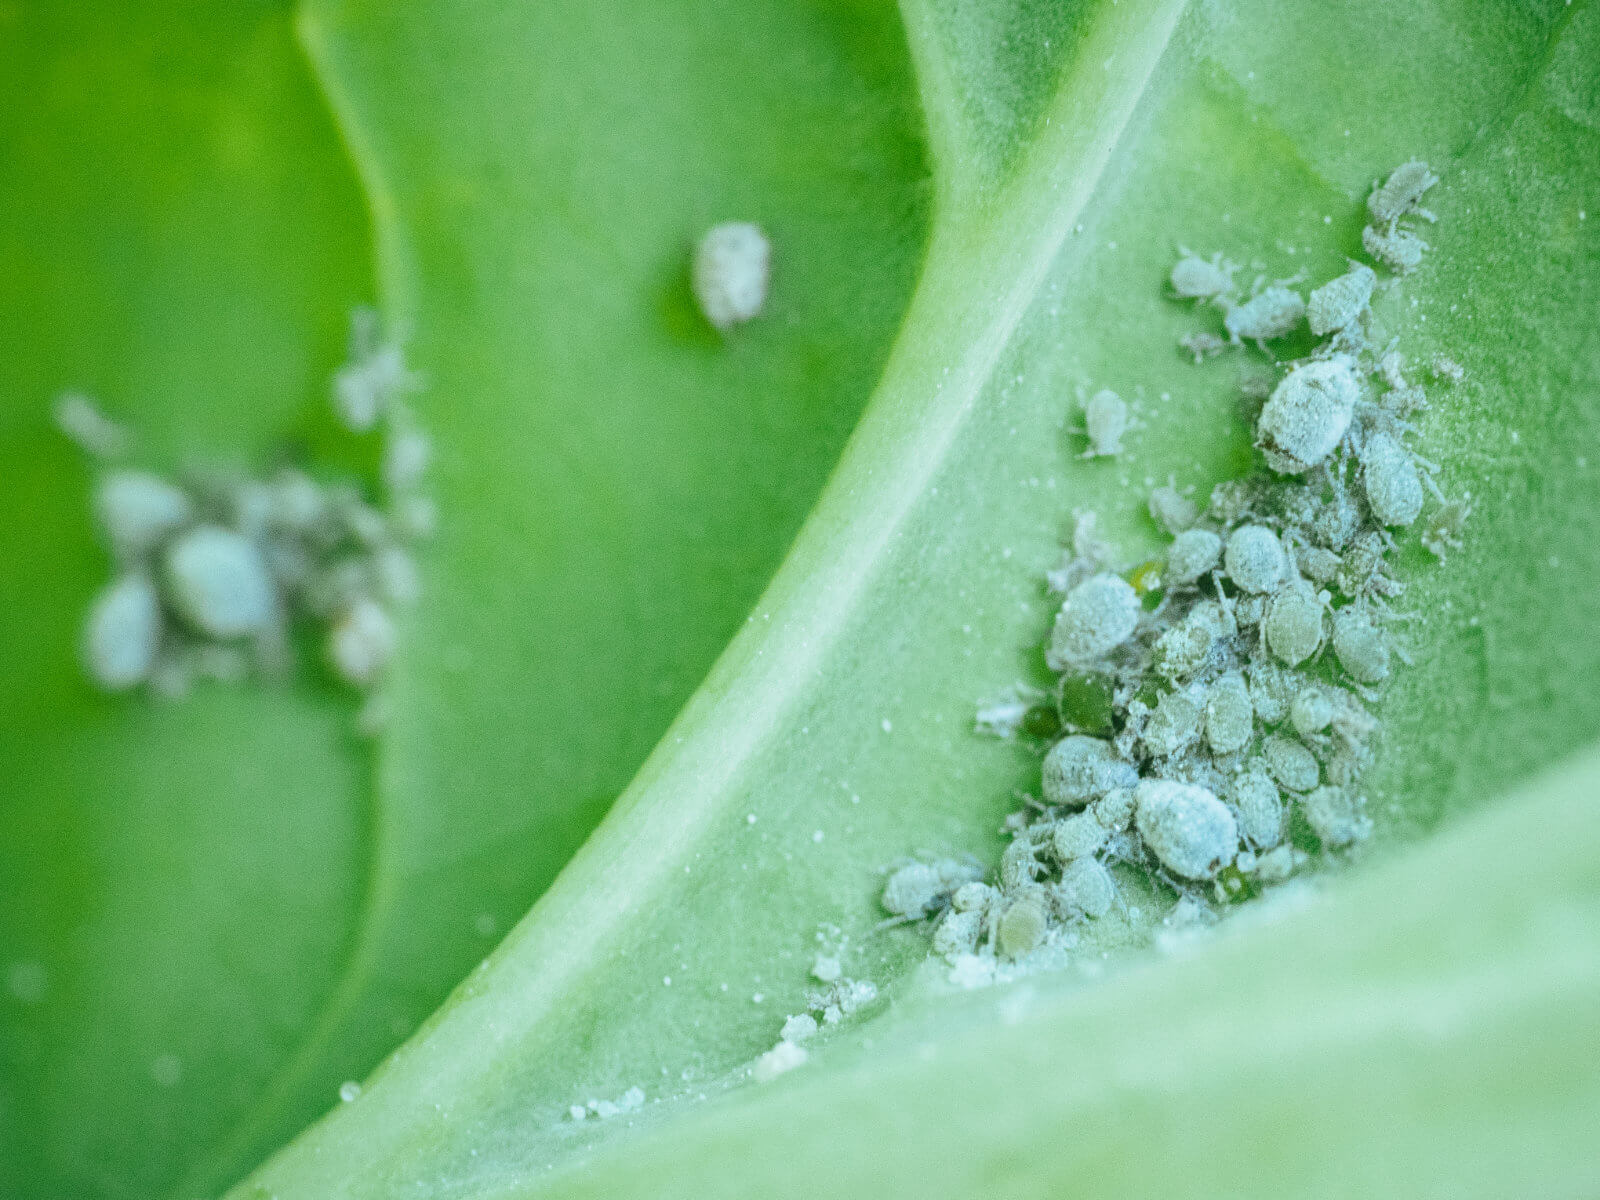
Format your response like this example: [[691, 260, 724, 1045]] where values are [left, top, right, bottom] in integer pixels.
[[1303, 785, 1371, 847], [55, 393, 129, 459], [94, 470, 193, 560], [1134, 779, 1238, 881], [1330, 606, 1391, 684], [372, 544, 422, 607], [1307, 262, 1376, 336], [1223, 524, 1286, 593], [1142, 689, 1203, 759], [997, 888, 1049, 958], [1224, 286, 1305, 345], [1255, 357, 1360, 474], [327, 597, 396, 687], [932, 909, 984, 958], [1253, 843, 1303, 883], [1261, 734, 1320, 792], [1313, 487, 1361, 550], [1051, 811, 1110, 862], [1230, 769, 1283, 849], [162, 525, 277, 639], [269, 469, 326, 532], [1360, 431, 1424, 527], [1166, 528, 1221, 587], [1178, 331, 1229, 363], [1081, 389, 1128, 458], [1263, 585, 1325, 666], [752, 1040, 807, 1082], [1367, 159, 1439, 225], [1289, 686, 1336, 739], [1149, 483, 1197, 534], [334, 309, 415, 433], [1361, 224, 1428, 274], [382, 425, 432, 493], [1047, 573, 1139, 669], [1170, 250, 1237, 302], [1421, 494, 1472, 560], [692, 221, 770, 331], [83, 574, 161, 690], [1054, 857, 1115, 919], [1041, 735, 1139, 808], [1246, 659, 1299, 725], [1091, 786, 1135, 832], [881, 863, 943, 919], [1429, 355, 1465, 384], [1152, 599, 1235, 682], [950, 881, 998, 914], [1300, 546, 1343, 586], [1203, 670, 1253, 754]]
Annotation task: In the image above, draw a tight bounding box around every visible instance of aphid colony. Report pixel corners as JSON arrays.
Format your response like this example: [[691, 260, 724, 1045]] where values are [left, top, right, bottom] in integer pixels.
[[887, 162, 1469, 970], [62, 309, 432, 712]]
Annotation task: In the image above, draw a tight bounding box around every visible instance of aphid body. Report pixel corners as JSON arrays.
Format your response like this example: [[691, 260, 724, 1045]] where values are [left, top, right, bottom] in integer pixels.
[[1330, 605, 1391, 684], [1134, 780, 1238, 880], [1362, 224, 1428, 273], [1169, 250, 1237, 303], [692, 221, 771, 331], [95, 470, 193, 560], [1224, 285, 1305, 345], [1304, 785, 1371, 847], [1360, 431, 1424, 527], [1041, 735, 1139, 808], [1261, 734, 1320, 792], [83, 574, 161, 690], [1263, 584, 1326, 666], [1307, 263, 1376, 336], [1082, 389, 1128, 458], [1203, 670, 1253, 754], [1256, 357, 1360, 474], [1367, 160, 1439, 225], [1230, 769, 1283, 848], [327, 597, 397, 687], [1223, 524, 1287, 593], [1048, 573, 1139, 669], [162, 525, 277, 639], [1054, 857, 1115, 919], [1166, 528, 1221, 587]]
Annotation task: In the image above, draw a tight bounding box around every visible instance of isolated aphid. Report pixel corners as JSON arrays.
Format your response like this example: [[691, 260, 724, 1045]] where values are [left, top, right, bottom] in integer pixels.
[[55, 393, 129, 459], [94, 469, 194, 560], [1255, 357, 1360, 474], [1047, 573, 1140, 669], [1223, 524, 1287, 593], [1149, 482, 1198, 534], [1330, 605, 1391, 684], [1051, 811, 1110, 862], [1081, 389, 1128, 458], [1361, 224, 1428, 274], [1224, 285, 1305, 345], [881, 862, 944, 920], [1203, 670, 1253, 754], [1263, 584, 1326, 666], [1169, 249, 1238, 303], [1261, 733, 1320, 793], [692, 221, 770, 331], [83, 573, 162, 690], [1307, 262, 1377, 336], [997, 887, 1050, 958], [1367, 159, 1439, 225], [1178, 331, 1228, 363], [327, 597, 396, 687], [162, 525, 277, 639], [1230, 769, 1283, 849], [1054, 857, 1115, 919], [1289, 686, 1336, 739], [1420, 494, 1472, 560], [1091, 786, 1136, 833], [1360, 431, 1424, 527], [1303, 785, 1371, 847], [1142, 688, 1203, 759], [1133, 779, 1238, 881], [1041, 735, 1139, 808], [1166, 528, 1222, 587]]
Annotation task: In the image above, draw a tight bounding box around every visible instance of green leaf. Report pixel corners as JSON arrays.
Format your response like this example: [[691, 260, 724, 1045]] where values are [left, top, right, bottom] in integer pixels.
[[233, 0, 1600, 1194], [0, 2, 928, 1197]]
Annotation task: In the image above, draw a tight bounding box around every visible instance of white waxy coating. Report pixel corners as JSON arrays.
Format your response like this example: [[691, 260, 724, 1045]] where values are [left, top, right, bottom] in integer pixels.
[[1307, 263, 1376, 335], [1331, 606, 1391, 684], [1134, 780, 1238, 881], [1170, 251, 1236, 300], [1367, 159, 1439, 224], [1051, 812, 1110, 862], [1223, 524, 1286, 593], [692, 222, 770, 330], [1041, 735, 1139, 808], [1082, 389, 1128, 457], [1246, 660, 1298, 725], [1264, 585, 1325, 666], [1256, 358, 1360, 474], [1167, 528, 1221, 587], [327, 597, 396, 687], [1290, 687, 1336, 738], [1362, 224, 1428, 273], [1262, 734, 1320, 792], [83, 574, 161, 690], [1055, 857, 1114, 919], [1361, 432, 1424, 527], [1231, 769, 1283, 848], [1149, 484, 1197, 534], [1048, 573, 1139, 668], [1304, 785, 1370, 847], [95, 470, 193, 559], [1091, 787, 1135, 832], [881, 862, 944, 919], [1224, 286, 1305, 343], [163, 525, 276, 638], [1142, 689, 1202, 759], [1204, 670, 1253, 754], [932, 909, 983, 958]]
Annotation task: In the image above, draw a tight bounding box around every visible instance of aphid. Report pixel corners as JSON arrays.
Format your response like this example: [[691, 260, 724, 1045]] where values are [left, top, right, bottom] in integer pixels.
[[932, 909, 984, 958], [1300, 545, 1342, 585], [1230, 769, 1283, 849], [1307, 262, 1377, 336], [1203, 670, 1253, 754], [1141, 688, 1203, 759], [94, 470, 193, 561], [1360, 431, 1424, 527], [382, 425, 432, 493], [1255, 357, 1360, 474], [1178, 331, 1228, 363], [752, 1040, 808, 1082], [780, 1013, 819, 1043], [1000, 834, 1045, 890], [1252, 843, 1305, 883], [1420, 493, 1473, 560], [1303, 785, 1371, 847], [692, 221, 771, 331], [82, 573, 161, 690], [1047, 573, 1140, 668], [1151, 600, 1234, 682], [1148, 482, 1198, 534], [327, 597, 396, 687], [881, 862, 945, 920], [1206, 478, 1261, 526], [1054, 857, 1115, 919], [1133, 779, 1238, 881], [1041, 735, 1139, 808], [1330, 605, 1391, 684], [1246, 658, 1300, 725], [1223, 285, 1305, 346], [1367, 160, 1439, 225], [1361, 224, 1429, 274], [1081, 389, 1128, 458], [1090, 787, 1136, 832], [997, 887, 1050, 958], [1169, 249, 1238, 303], [1051, 811, 1110, 862], [1289, 686, 1336, 739], [1261, 734, 1320, 792], [268, 469, 327, 532], [1223, 524, 1287, 593], [1336, 530, 1401, 598], [55, 393, 129, 459], [334, 308, 416, 433], [372, 544, 423, 607], [1166, 528, 1221, 587], [162, 525, 277, 639], [1312, 487, 1360, 550], [1263, 584, 1326, 666], [950, 882, 999, 914]]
